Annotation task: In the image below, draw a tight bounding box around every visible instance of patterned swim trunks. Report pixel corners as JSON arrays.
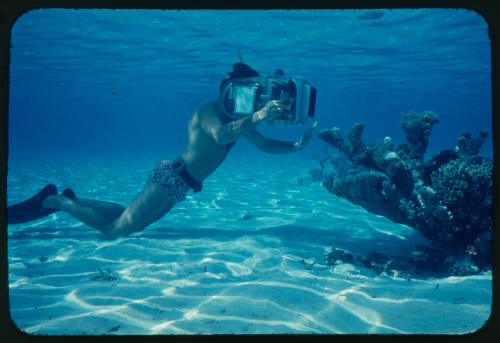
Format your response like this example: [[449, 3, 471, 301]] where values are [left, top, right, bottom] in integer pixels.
[[148, 160, 190, 202]]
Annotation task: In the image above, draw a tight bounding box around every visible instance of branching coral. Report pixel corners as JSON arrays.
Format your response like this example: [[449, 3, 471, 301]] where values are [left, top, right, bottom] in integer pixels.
[[318, 111, 492, 273]]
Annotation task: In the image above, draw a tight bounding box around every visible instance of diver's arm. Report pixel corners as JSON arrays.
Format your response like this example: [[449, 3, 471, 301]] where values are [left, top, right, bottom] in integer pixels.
[[210, 115, 262, 145], [201, 101, 283, 145], [245, 122, 318, 154]]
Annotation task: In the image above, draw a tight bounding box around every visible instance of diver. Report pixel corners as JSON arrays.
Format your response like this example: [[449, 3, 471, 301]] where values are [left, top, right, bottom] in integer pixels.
[[8, 62, 318, 238]]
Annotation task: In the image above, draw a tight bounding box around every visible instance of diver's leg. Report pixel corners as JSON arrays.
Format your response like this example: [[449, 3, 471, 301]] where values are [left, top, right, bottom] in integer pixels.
[[43, 181, 177, 238]]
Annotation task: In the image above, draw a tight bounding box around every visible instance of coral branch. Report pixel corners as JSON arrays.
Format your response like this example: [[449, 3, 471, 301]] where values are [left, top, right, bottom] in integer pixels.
[[456, 130, 489, 156], [396, 110, 440, 179]]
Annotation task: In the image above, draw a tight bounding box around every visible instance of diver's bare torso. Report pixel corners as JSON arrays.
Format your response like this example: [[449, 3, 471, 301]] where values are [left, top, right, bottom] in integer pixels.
[[181, 101, 234, 182]]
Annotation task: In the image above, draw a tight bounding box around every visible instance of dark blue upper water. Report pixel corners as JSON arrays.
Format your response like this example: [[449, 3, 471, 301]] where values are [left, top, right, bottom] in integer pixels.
[[8, 9, 492, 161]]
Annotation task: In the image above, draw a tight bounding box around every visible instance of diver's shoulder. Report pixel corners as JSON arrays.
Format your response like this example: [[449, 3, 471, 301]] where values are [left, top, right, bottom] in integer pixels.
[[197, 101, 220, 117], [199, 101, 218, 111]]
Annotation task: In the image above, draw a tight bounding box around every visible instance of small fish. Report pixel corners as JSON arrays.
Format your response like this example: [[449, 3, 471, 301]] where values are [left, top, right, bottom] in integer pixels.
[[240, 212, 254, 221], [358, 11, 385, 21]]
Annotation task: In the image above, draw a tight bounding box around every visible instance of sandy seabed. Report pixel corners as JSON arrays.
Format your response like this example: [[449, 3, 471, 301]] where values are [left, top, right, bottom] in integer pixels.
[[7, 153, 492, 335]]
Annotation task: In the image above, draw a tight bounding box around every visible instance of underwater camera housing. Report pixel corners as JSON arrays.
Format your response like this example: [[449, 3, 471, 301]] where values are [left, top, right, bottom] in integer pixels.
[[219, 71, 316, 126]]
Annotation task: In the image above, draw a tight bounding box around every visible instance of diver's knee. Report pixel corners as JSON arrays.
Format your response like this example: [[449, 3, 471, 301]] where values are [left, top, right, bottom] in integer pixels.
[[110, 219, 144, 238]]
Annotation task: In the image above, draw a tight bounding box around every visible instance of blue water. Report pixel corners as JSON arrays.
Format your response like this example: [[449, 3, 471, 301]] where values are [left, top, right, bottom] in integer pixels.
[[7, 9, 492, 335], [9, 8, 492, 158]]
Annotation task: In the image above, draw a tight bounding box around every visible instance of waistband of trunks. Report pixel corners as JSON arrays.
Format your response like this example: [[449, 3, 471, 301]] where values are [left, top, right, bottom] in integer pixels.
[[171, 157, 202, 193]]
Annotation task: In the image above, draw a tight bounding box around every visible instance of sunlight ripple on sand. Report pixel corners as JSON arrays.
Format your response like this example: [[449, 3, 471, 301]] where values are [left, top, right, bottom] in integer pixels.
[[7, 155, 492, 335]]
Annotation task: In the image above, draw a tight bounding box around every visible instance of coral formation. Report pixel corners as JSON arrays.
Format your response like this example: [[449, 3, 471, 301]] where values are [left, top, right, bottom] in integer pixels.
[[317, 111, 492, 274]]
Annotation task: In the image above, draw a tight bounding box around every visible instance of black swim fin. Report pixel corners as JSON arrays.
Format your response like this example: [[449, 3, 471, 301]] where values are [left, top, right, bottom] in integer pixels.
[[61, 188, 76, 200], [7, 184, 76, 224]]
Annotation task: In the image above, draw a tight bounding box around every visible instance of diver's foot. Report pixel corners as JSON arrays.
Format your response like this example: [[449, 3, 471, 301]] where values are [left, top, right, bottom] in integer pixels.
[[43, 188, 77, 209], [42, 194, 62, 209]]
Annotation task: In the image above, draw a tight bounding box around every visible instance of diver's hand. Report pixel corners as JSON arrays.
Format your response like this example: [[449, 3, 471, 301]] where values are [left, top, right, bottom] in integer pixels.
[[294, 122, 318, 150], [253, 100, 286, 124]]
